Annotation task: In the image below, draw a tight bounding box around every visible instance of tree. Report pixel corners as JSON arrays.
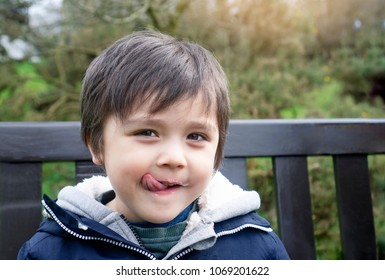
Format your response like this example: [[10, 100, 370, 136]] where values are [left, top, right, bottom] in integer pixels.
[[0, 0, 191, 121]]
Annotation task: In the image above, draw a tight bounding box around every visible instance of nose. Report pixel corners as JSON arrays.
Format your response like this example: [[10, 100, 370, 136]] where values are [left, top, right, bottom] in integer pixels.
[[156, 140, 187, 169]]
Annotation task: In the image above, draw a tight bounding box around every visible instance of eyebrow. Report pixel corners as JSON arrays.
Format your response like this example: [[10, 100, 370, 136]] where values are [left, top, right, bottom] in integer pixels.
[[122, 116, 218, 132]]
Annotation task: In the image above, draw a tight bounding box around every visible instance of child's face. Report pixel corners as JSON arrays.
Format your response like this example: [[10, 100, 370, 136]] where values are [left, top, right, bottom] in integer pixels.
[[91, 94, 219, 224]]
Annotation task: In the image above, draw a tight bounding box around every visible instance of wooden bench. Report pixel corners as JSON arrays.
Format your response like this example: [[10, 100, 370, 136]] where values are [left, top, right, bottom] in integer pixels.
[[1, 119, 385, 260]]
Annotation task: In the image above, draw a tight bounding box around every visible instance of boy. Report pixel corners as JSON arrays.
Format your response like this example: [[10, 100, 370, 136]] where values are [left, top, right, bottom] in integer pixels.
[[18, 31, 289, 260]]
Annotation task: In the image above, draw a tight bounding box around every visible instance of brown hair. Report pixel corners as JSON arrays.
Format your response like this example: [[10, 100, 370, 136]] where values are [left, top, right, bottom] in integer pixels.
[[81, 30, 230, 170]]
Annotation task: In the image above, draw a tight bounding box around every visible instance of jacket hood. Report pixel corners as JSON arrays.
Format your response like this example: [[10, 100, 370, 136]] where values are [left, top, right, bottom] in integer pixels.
[[50, 171, 267, 259], [55, 171, 260, 224]]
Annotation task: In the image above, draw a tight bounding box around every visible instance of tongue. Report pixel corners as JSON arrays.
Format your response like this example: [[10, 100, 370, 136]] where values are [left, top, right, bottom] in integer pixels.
[[142, 174, 168, 192]]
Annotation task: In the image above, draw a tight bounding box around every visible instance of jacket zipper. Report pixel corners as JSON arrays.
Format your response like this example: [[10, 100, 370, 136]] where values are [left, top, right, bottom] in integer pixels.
[[216, 223, 272, 238], [120, 215, 145, 248], [42, 200, 157, 260], [171, 224, 272, 260], [170, 247, 194, 260]]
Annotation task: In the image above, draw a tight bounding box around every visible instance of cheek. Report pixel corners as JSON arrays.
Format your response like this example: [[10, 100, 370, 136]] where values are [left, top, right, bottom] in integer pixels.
[[189, 150, 216, 183], [105, 159, 148, 202], [103, 145, 151, 183], [105, 154, 147, 177]]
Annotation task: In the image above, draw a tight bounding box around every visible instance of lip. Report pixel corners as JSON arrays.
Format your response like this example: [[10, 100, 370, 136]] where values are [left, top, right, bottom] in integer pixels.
[[141, 173, 188, 193], [158, 179, 188, 187]]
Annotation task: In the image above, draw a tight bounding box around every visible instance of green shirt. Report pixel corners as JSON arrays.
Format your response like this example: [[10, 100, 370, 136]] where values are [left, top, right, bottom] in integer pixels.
[[129, 203, 196, 259]]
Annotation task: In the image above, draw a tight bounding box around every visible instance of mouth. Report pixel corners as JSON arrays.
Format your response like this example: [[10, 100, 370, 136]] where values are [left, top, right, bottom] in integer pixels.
[[141, 173, 187, 192]]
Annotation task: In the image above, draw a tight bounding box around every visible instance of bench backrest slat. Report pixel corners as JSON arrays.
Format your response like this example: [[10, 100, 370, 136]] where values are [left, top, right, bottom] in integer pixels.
[[273, 156, 316, 260], [333, 155, 376, 259], [0, 162, 42, 259], [1, 119, 384, 260]]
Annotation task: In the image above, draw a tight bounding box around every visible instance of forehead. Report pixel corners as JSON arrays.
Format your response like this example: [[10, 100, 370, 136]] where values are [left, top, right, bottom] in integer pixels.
[[121, 93, 218, 128]]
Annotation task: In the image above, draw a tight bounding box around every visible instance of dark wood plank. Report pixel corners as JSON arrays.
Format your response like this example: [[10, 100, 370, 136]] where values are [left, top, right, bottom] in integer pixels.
[[220, 158, 248, 190], [0, 122, 90, 162], [333, 155, 377, 259], [273, 156, 316, 260], [0, 162, 42, 259], [1, 119, 385, 162], [225, 119, 385, 157]]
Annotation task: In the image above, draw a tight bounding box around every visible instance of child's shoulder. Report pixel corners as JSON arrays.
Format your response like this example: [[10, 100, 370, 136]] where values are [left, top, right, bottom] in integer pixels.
[[215, 211, 272, 234], [212, 212, 290, 259], [17, 218, 67, 259]]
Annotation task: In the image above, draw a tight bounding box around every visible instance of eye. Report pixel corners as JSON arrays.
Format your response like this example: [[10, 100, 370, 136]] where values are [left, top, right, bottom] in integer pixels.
[[136, 130, 157, 137], [187, 133, 207, 141]]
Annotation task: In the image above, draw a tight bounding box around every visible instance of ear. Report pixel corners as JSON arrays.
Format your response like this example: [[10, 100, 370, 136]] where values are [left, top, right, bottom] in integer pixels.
[[88, 145, 104, 166]]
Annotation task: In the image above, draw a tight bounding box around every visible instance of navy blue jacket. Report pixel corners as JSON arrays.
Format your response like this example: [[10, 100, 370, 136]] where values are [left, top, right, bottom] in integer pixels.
[[18, 195, 290, 260]]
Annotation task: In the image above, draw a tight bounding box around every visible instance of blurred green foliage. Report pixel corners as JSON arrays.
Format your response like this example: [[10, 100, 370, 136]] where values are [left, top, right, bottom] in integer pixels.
[[1, 0, 384, 259], [42, 162, 75, 198]]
